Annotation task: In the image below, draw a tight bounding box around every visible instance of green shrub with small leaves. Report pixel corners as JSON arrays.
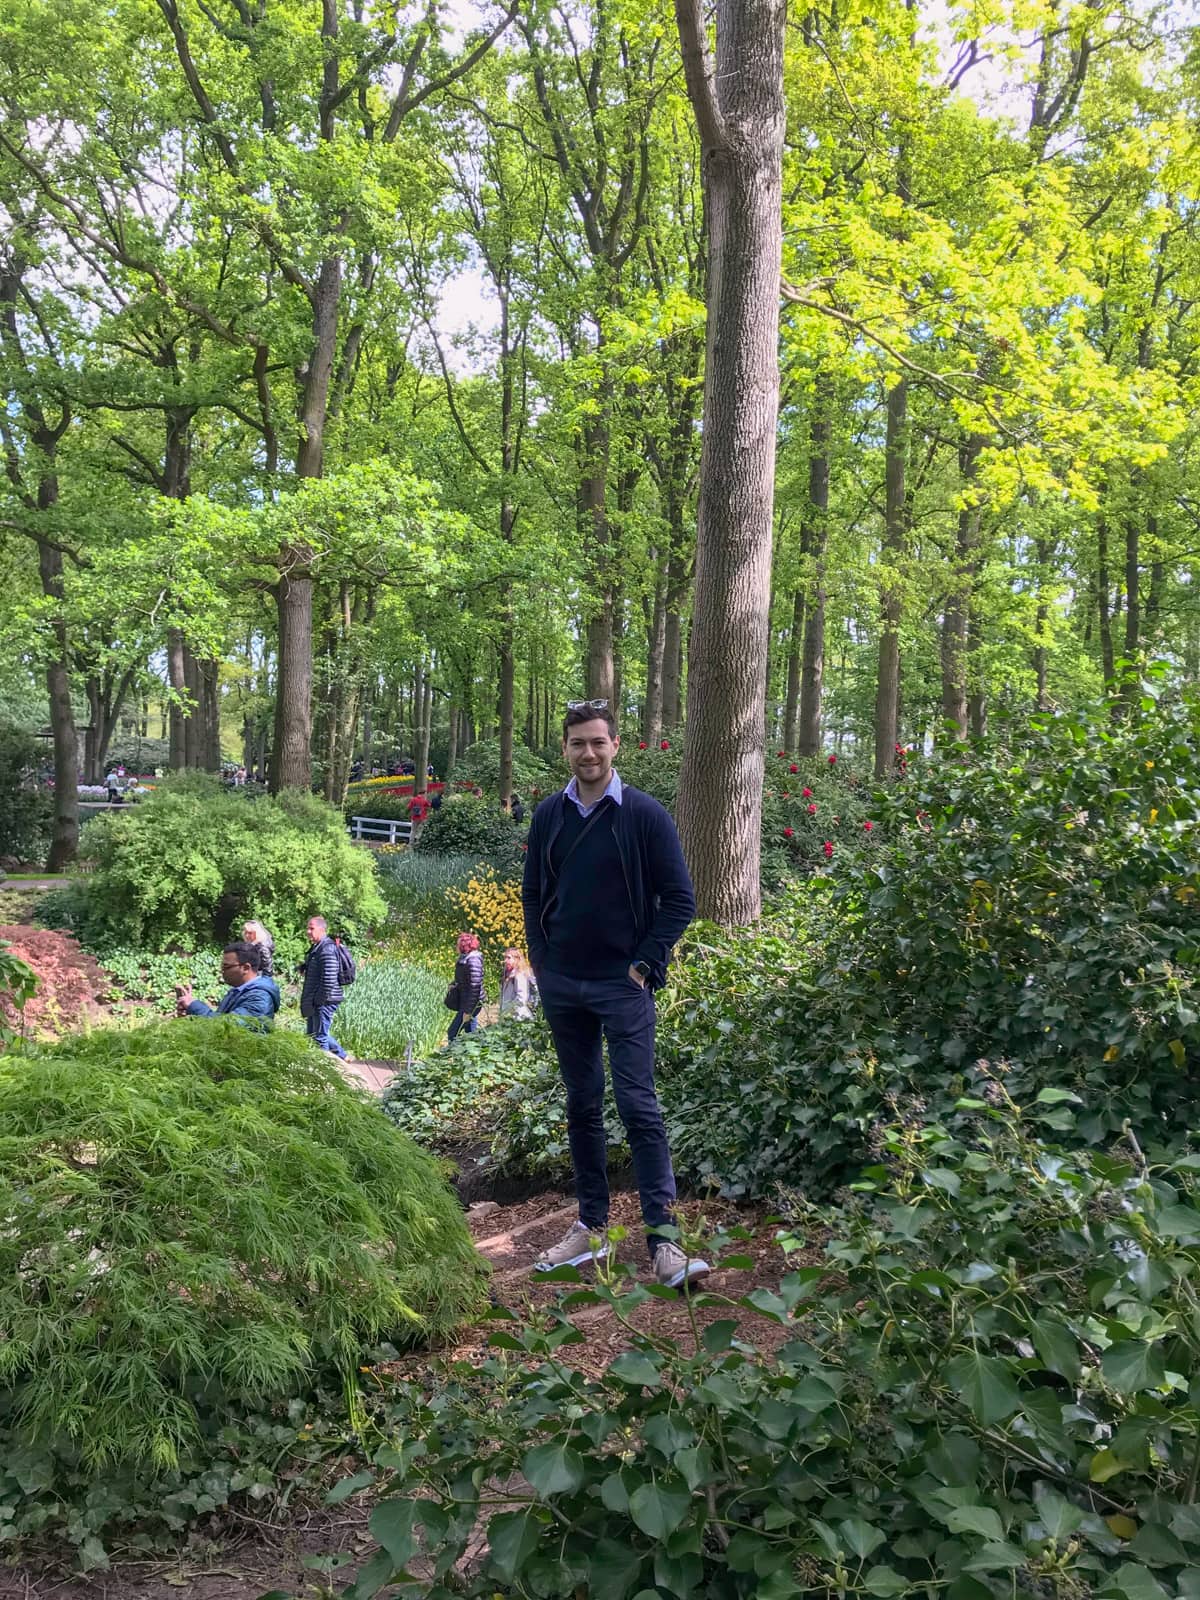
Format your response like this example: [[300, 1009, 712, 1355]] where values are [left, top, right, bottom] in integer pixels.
[[45, 774, 385, 967], [451, 737, 557, 796], [0, 723, 53, 866], [0, 1022, 486, 1498], [414, 794, 522, 866]]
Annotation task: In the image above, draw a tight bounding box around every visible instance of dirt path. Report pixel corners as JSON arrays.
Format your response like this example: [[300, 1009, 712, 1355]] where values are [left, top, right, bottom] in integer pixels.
[[4, 1188, 804, 1600]]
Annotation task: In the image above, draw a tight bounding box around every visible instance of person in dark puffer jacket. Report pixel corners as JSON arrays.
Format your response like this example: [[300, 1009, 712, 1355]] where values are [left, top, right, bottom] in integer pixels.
[[448, 931, 484, 1043], [300, 914, 346, 1058]]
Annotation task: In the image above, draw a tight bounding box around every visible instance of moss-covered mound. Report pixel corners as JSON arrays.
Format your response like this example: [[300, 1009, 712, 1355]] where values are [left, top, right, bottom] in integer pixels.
[[0, 1022, 486, 1470]]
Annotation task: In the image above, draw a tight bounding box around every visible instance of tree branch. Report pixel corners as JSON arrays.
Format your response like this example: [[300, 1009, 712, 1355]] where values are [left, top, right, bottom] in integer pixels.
[[673, 0, 726, 152]]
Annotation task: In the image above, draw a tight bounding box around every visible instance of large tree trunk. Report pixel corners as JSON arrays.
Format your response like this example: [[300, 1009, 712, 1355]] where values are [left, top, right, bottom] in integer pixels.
[[39, 538, 79, 870], [643, 553, 668, 745], [415, 664, 434, 797], [272, 571, 315, 791], [797, 400, 831, 757], [581, 439, 615, 704], [874, 379, 908, 778], [200, 659, 222, 770], [167, 627, 188, 770], [674, 0, 786, 924]]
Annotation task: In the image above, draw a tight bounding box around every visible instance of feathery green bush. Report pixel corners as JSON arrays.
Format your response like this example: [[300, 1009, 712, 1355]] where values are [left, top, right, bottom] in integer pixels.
[[0, 1022, 486, 1480]]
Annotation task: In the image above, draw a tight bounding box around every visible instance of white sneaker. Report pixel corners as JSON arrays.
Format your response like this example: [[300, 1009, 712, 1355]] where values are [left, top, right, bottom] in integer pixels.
[[533, 1220, 608, 1273], [653, 1241, 710, 1290]]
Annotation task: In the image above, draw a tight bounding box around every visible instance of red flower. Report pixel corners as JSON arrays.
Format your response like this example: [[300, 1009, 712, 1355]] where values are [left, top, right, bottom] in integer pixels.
[[828, 753, 837, 765], [864, 820, 874, 832], [661, 739, 670, 750], [777, 750, 786, 758], [801, 787, 812, 798], [807, 803, 817, 815], [789, 763, 798, 774], [520, 843, 528, 851], [638, 741, 647, 749], [823, 839, 834, 858], [783, 827, 794, 839], [781, 791, 789, 798]]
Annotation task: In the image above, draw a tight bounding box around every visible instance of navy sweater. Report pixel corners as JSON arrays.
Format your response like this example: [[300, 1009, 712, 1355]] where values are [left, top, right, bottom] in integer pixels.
[[521, 783, 695, 989]]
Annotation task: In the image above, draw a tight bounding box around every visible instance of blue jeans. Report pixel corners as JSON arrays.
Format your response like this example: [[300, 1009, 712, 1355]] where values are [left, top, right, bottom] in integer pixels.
[[306, 1002, 346, 1058], [448, 1009, 478, 1043], [537, 970, 676, 1256]]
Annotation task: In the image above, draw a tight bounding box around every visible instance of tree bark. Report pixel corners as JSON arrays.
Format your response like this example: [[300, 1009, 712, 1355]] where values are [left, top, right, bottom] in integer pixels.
[[39, 539, 79, 870], [940, 433, 985, 738], [415, 664, 434, 797], [643, 552, 669, 746], [200, 659, 222, 770], [1097, 516, 1116, 688], [674, 0, 786, 924], [272, 571, 314, 791], [874, 379, 908, 778], [167, 628, 188, 770], [797, 399, 831, 757], [783, 586, 805, 753]]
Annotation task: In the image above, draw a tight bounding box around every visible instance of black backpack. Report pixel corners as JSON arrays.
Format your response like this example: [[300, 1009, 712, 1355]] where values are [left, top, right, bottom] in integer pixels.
[[333, 937, 357, 987]]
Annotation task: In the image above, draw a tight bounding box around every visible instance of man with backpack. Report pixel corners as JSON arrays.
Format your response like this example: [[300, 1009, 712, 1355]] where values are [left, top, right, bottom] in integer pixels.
[[300, 915, 353, 1058]]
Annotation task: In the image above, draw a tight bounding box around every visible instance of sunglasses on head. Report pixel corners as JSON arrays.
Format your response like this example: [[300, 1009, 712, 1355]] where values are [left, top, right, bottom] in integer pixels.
[[566, 698, 609, 712]]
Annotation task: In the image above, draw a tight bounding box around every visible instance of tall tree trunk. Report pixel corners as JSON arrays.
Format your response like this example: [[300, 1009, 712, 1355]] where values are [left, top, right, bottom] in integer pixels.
[[201, 659, 222, 770], [783, 586, 805, 753], [447, 706, 459, 777], [183, 645, 200, 769], [940, 433, 985, 738], [272, 572, 314, 792], [674, 0, 786, 924], [1122, 510, 1141, 694], [581, 440, 615, 703], [167, 628, 188, 771], [415, 664, 433, 797], [39, 539, 79, 869], [643, 550, 669, 745], [1033, 536, 1052, 711], [797, 398, 831, 757], [874, 379, 908, 777], [1097, 516, 1116, 688]]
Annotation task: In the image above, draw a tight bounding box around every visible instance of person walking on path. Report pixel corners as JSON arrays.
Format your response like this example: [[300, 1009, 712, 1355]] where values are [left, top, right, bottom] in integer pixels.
[[176, 941, 281, 1028], [499, 947, 537, 1021], [241, 919, 275, 976], [300, 915, 347, 1057], [521, 698, 707, 1290], [448, 932, 484, 1042], [105, 768, 120, 804]]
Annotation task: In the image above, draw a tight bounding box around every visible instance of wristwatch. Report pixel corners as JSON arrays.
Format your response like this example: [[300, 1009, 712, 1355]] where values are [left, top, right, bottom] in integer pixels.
[[632, 961, 652, 982]]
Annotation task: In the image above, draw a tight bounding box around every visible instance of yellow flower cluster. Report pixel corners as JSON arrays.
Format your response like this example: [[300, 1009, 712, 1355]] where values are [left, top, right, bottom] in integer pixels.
[[347, 775, 415, 789], [446, 868, 526, 960]]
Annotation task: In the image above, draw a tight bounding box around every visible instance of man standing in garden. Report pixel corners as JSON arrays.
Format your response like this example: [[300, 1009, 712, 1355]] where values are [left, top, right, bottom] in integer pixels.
[[300, 915, 347, 1058], [521, 699, 707, 1289]]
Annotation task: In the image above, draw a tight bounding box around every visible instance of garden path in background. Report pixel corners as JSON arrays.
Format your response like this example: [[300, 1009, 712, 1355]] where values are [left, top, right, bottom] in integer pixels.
[[6, 1191, 811, 1600]]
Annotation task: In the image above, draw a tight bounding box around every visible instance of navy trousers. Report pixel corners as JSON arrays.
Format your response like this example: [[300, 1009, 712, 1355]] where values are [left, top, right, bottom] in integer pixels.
[[537, 970, 676, 1254]]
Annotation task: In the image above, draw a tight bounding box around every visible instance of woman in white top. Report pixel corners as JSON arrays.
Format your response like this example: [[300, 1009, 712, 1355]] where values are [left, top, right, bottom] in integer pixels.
[[499, 948, 537, 1021]]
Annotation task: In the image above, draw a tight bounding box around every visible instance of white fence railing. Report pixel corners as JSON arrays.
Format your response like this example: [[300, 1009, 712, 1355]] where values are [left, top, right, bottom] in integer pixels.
[[349, 815, 413, 846]]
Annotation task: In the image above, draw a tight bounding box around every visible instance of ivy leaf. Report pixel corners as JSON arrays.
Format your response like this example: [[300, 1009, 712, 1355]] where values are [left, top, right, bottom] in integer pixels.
[[946, 1350, 1023, 1425], [589, 1536, 646, 1600], [1032, 1316, 1081, 1382], [1101, 1562, 1171, 1600], [839, 1518, 887, 1558], [1101, 1341, 1165, 1394], [963, 1541, 1027, 1571], [486, 1510, 544, 1584], [521, 1440, 586, 1497], [1034, 1483, 1084, 1542], [368, 1498, 419, 1570], [629, 1478, 692, 1539], [325, 1468, 374, 1504], [1130, 1524, 1190, 1565], [610, 1351, 662, 1388], [947, 1505, 1006, 1543]]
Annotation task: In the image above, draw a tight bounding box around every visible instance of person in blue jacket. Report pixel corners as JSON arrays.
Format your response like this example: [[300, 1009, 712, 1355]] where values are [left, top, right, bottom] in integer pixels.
[[175, 941, 282, 1029]]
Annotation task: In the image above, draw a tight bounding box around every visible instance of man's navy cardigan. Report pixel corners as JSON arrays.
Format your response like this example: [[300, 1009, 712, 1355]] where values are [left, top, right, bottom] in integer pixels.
[[520, 782, 695, 989]]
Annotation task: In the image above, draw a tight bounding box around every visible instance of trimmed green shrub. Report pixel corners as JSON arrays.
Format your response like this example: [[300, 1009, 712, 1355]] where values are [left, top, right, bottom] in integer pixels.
[[337, 960, 448, 1060], [0, 723, 52, 865], [415, 794, 522, 865], [49, 775, 384, 967], [0, 1023, 486, 1483]]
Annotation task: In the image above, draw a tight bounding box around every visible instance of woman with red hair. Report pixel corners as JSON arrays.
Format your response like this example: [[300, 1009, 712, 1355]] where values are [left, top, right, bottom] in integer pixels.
[[447, 931, 485, 1042]]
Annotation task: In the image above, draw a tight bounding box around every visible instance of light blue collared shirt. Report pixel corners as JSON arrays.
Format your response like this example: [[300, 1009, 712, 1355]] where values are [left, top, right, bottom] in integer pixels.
[[565, 768, 623, 818]]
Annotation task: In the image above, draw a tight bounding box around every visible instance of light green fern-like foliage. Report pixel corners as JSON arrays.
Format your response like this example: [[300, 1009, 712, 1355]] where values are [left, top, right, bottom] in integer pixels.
[[0, 1023, 486, 1472]]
